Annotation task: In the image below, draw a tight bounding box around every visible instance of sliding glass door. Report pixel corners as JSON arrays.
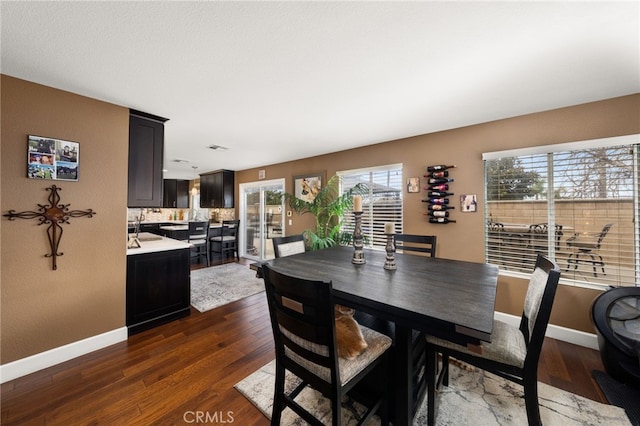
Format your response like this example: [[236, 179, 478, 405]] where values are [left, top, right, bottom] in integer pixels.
[[239, 179, 285, 261]]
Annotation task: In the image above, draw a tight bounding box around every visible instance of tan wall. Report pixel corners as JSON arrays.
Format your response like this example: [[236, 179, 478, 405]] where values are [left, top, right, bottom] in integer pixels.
[[1, 75, 129, 363], [237, 93, 640, 333]]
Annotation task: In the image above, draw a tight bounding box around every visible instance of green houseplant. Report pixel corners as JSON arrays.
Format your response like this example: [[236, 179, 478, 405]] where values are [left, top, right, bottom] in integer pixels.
[[281, 175, 367, 250]]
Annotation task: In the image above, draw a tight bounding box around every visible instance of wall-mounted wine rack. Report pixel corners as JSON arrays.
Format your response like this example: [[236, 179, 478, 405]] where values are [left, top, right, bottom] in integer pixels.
[[423, 165, 456, 224]]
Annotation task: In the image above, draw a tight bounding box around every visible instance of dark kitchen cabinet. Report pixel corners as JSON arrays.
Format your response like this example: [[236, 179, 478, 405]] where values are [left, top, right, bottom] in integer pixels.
[[200, 169, 234, 208], [163, 179, 190, 208], [127, 110, 168, 207], [126, 248, 190, 335]]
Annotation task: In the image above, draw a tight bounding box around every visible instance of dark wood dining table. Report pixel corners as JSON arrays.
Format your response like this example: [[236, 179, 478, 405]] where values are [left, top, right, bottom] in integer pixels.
[[263, 245, 499, 426]]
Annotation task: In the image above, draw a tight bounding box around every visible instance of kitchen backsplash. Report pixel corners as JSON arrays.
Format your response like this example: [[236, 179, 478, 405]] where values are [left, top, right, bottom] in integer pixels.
[[127, 208, 235, 223]]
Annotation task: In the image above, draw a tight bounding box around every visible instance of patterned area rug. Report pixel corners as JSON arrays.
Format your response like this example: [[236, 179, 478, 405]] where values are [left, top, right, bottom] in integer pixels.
[[190, 263, 264, 313], [235, 359, 632, 426]]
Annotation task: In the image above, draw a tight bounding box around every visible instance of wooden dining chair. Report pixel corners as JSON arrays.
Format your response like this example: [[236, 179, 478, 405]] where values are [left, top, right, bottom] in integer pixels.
[[187, 220, 209, 266], [210, 219, 240, 262], [394, 234, 437, 257], [425, 254, 560, 426], [272, 234, 306, 258], [262, 264, 392, 426]]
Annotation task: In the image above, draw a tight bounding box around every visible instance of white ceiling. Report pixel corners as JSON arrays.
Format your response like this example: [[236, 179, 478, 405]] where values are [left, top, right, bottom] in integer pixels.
[[2, 1, 638, 179]]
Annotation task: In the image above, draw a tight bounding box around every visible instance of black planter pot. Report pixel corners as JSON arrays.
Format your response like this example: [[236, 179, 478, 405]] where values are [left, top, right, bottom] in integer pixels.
[[591, 286, 640, 388]]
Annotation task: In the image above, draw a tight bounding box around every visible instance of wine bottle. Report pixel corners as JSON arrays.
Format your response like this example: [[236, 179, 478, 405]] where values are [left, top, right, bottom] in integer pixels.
[[427, 165, 457, 172], [426, 204, 455, 211], [429, 217, 456, 224], [427, 178, 454, 185], [428, 211, 449, 218], [427, 190, 454, 198], [428, 183, 450, 191], [428, 198, 449, 205], [425, 171, 448, 178]]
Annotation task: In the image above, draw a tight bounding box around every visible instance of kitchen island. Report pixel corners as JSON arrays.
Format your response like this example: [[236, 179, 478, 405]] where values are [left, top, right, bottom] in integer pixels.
[[126, 233, 191, 335]]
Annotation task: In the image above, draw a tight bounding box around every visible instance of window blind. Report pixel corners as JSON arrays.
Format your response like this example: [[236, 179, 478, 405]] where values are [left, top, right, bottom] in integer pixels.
[[338, 164, 403, 249], [485, 141, 638, 288]]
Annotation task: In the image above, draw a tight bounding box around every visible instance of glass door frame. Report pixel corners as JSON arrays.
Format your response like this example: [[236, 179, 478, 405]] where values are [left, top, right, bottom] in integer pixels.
[[239, 178, 285, 261]]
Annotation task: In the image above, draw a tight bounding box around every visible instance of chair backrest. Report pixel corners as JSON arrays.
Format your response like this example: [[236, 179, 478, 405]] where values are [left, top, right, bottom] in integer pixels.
[[596, 223, 614, 248], [222, 219, 240, 242], [519, 254, 561, 368], [272, 234, 306, 258], [395, 234, 437, 257], [188, 221, 209, 240], [262, 264, 340, 385]]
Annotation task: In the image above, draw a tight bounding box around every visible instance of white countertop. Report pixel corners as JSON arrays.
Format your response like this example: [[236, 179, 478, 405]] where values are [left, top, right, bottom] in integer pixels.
[[126, 233, 191, 255], [159, 223, 224, 231]]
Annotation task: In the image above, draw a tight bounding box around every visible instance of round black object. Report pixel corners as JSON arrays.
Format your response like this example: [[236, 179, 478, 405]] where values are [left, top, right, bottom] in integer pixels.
[[592, 287, 640, 388]]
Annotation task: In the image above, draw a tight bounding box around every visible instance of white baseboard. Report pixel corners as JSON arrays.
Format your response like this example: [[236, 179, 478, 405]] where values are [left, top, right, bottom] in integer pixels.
[[495, 312, 599, 350], [0, 327, 128, 384]]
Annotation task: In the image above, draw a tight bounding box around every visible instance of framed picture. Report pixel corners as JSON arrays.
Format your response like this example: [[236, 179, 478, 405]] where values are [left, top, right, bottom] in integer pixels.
[[293, 172, 323, 202], [461, 194, 477, 212], [407, 177, 420, 193], [27, 135, 79, 181]]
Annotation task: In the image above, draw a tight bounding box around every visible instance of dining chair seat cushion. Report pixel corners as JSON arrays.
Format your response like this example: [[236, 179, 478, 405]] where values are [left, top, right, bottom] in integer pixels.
[[210, 235, 236, 242], [426, 319, 527, 368], [189, 239, 207, 246], [276, 240, 306, 258], [189, 234, 207, 240], [281, 325, 392, 385]]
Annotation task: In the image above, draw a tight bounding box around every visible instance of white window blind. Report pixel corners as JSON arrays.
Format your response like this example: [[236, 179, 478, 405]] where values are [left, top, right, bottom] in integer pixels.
[[338, 164, 403, 249], [485, 138, 638, 288]]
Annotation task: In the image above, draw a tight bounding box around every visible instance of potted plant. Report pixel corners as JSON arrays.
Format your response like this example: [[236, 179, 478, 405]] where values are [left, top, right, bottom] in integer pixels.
[[280, 175, 367, 250]]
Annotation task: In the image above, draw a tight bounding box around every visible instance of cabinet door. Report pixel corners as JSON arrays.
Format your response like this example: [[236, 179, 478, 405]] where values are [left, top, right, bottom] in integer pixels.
[[126, 248, 190, 334], [163, 179, 178, 208], [128, 113, 165, 207], [200, 170, 234, 208], [176, 180, 190, 208]]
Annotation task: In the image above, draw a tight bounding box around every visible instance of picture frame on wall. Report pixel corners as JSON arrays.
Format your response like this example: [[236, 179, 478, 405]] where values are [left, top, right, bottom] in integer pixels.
[[27, 135, 79, 181], [461, 194, 477, 212], [293, 172, 324, 202], [407, 177, 420, 193]]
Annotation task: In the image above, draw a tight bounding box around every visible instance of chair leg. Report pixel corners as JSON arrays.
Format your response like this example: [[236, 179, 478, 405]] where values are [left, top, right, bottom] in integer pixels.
[[271, 362, 286, 426], [426, 345, 437, 426], [523, 376, 542, 426]]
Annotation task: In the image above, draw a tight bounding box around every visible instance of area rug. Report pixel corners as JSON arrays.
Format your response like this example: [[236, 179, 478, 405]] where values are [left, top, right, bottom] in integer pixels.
[[190, 263, 264, 313], [235, 359, 632, 426]]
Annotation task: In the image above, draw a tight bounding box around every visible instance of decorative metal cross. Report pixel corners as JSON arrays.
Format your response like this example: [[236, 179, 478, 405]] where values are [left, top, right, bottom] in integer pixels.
[[3, 185, 96, 270]]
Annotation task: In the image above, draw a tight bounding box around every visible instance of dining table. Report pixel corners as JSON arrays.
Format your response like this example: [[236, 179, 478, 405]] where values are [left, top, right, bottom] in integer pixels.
[[262, 245, 499, 426]]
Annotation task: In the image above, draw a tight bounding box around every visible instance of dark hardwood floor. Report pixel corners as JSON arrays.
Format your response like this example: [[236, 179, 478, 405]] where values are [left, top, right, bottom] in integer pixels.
[[1, 258, 609, 425]]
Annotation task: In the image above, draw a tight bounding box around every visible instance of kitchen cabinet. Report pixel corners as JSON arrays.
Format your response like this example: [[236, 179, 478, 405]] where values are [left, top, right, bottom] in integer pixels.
[[126, 245, 190, 335], [127, 110, 168, 207], [163, 179, 190, 208], [200, 169, 234, 208]]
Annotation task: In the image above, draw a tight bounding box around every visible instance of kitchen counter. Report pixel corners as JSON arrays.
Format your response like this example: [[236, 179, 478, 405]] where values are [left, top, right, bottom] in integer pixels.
[[126, 232, 191, 255]]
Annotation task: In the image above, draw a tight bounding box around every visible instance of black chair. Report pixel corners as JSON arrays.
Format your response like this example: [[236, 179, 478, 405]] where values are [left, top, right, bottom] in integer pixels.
[[355, 233, 437, 418], [566, 223, 613, 277], [425, 254, 561, 426], [528, 223, 564, 254], [394, 234, 437, 257], [272, 234, 306, 258], [487, 221, 506, 264], [262, 264, 392, 426], [210, 219, 240, 262], [188, 221, 209, 266]]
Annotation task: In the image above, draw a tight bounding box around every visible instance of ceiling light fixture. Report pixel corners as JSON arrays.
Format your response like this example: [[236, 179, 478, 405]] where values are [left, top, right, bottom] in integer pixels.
[[207, 144, 228, 151], [191, 166, 199, 196]]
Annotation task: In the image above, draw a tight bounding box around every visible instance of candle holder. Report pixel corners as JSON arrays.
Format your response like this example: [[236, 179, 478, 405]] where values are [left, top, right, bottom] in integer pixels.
[[384, 233, 397, 270], [352, 211, 366, 264]]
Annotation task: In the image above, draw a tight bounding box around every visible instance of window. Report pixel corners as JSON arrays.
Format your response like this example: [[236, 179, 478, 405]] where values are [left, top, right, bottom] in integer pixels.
[[484, 135, 639, 288], [338, 164, 403, 249]]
